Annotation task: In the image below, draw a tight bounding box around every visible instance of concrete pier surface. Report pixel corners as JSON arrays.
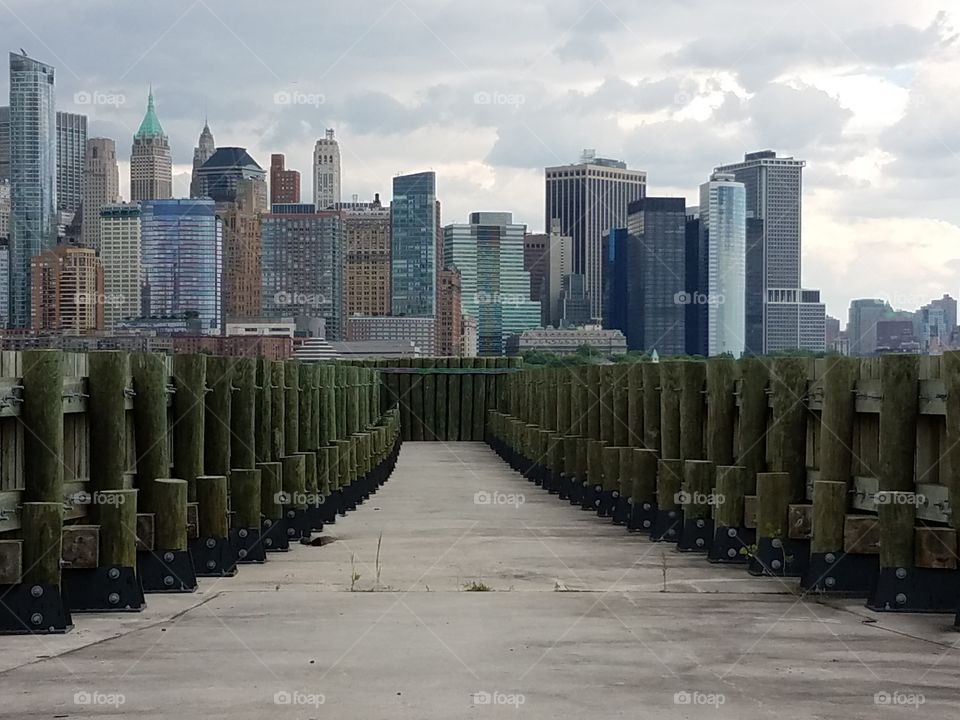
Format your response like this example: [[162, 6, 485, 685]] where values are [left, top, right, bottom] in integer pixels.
[[2, 443, 958, 719]]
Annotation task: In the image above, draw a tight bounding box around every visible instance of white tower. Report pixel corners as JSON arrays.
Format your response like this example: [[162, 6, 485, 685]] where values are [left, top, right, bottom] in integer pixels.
[[312, 128, 341, 210]]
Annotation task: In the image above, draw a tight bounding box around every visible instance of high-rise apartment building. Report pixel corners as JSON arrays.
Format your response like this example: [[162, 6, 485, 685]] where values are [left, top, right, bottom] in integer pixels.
[[80, 137, 120, 251], [56, 111, 86, 216], [130, 89, 172, 202], [436, 267, 463, 356], [0, 178, 9, 241], [625, 197, 687, 355], [342, 195, 391, 318], [99, 203, 141, 328], [0, 105, 9, 182], [270, 154, 300, 205], [699, 172, 746, 357], [189, 121, 215, 198], [141, 198, 223, 334], [30, 245, 104, 333], [9, 52, 57, 328], [391, 171, 437, 317], [545, 151, 646, 320], [220, 178, 268, 320], [261, 204, 344, 339], [312, 129, 341, 210], [443, 212, 540, 356], [193, 146, 265, 202]]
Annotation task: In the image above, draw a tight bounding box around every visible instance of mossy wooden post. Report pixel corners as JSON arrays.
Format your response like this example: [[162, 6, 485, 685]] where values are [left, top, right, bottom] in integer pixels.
[[347, 365, 362, 435], [254, 358, 272, 464], [626, 364, 643, 447], [460, 358, 476, 441], [270, 361, 285, 461], [586, 365, 601, 440], [659, 361, 681, 460], [230, 357, 256, 470], [87, 351, 129, 510], [195, 475, 229, 538], [283, 360, 300, 455], [257, 462, 283, 520], [737, 358, 769, 493], [298, 363, 315, 454], [131, 353, 170, 516], [756, 472, 792, 541], [657, 458, 683, 512], [811, 481, 846, 555], [682, 460, 714, 522], [769, 358, 809, 501], [422, 358, 437, 440], [448, 358, 462, 441], [706, 357, 737, 466], [642, 362, 660, 452], [602, 446, 621, 498], [21, 502, 63, 587], [715, 466, 747, 530], [473, 359, 489, 440], [878, 354, 919, 493], [282, 454, 307, 509], [613, 365, 630, 447], [435, 358, 449, 440], [320, 365, 337, 446], [633, 448, 658, 504], [876, 492, 916, 569], [98, 489, 138, 568], [171, 354, 205, 502], [396, 358, 411, 440], [308, 364, 322, 449], [204, 356, 233, 478], [22, 349, 64, 503], [405, 361, 422, 441], [556, 366, 571, 435], [679, 360, 706, 461], [587, 440, 606, 492], [230, 469, 261, 529], [153, 479, 188, 551], [943, 351, 960, 531], [599, 366, 614, 442]]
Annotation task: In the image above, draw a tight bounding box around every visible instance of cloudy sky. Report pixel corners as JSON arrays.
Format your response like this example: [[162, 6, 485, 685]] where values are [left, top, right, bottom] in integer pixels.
[[3, 0, 959, 322]]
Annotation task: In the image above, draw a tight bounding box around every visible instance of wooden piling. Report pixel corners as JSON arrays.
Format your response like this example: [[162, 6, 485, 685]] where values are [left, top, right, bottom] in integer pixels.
[[769, 358, 808, 500], [943, 351, 960, 530], [204, 356, 233, 478], [474, 359, 489, 440], [659, 361, 681, 459], [254, 358, 272, 464], [876, 492, 916, 568], [171, 354, 206, 502], [810, 480, 847, 554], [230, 357, 257, 469], [714, 466, 747, 530], [434, 358, 449, 440], [421, 359, 437, 440], [257, 462, 283, 520], [656, 458, 683, 512], [98, 489, 138, 568], [819, 356, 859, 483], [131, 353, 170, 515], [448, 358, 462, 441], [21, 502, 63, 586], [756, 472, 792, 540], [281, 454, 307, 509], [642, 362, 661, 452], [87, 351, 129, 507], [682, 460, 714, 521], [459, 358, 475, 441], [152, 478, 188, 551], [736, 358, 769, 492], [283, 361, 300, 454], [626, 363, 643, 447], [599, 366, 614, 442], [298, 363, 315, 453], [878, 355, 919, 492], [270, 361, 285, 459], [586, 365, 601, 440], [195, 475, 229, 538], [706, 357, 737, 466], [679, 361, 706, 461], [22, 350, 65, 503], [632, 449, 659, 504], [230, 469, 261, 529]]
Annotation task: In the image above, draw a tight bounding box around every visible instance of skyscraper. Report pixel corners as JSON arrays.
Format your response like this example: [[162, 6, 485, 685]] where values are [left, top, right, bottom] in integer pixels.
[[436, 267, 462, 356], [342, 195, 391, 318], [524, 220, 572, 327], [391, 171, 437, 317], [625, 197, 687, 355], [99, 203, 141, 328], [545, 151, 646, 320], [0, 105, 9, 182], [130, 89, 172, 202], [0, 178, 9, 241], [9, 52, 57, 328], [312, 129, 341, 210], [189, 121, 215, 198], [270, 153, 300, 205], [141, 198, 223, 334], [699, 172, 746, 357], [220, 178, 268, 320], [714, 150, 824, 353], [56, 111, 86, 217], [30, 245, 103, 333], [192, 146, 266, 202], [260, 204, 344, 339], [443, 212, 541, 356], [847, 298, 892, 355], [80, 137, 120, 251]]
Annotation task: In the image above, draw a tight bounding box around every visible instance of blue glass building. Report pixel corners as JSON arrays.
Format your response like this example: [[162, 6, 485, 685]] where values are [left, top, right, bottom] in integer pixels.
[[391, 171, 436, 317], [140, 199, 223, 334]]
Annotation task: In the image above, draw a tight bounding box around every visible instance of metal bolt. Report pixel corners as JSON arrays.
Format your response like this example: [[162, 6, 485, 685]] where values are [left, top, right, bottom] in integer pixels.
[[696, 519, 705, 529], [895, 593, 907, 605], [206, 538, 217, 549], [695, 538, 705, 548], [825, 577, 836, 588], [727, 548, 737, 558], [895, 567, 908, 580], [108, 592, 120, 605], [642, 502, 651, 511], [264, 519, 273, 528], [667, 511, 676, 519], [264, 538, 273, 547], [825, 553, 836, 564], [30, 585, 43, 598], [163, 551, 175, 563], [206, 560, 216, 570], [771, 538, 782, 549], [643, 520, 651, 528], [30, 612, 43, 625], [771, 559, 782, 570], [727, 528, 737, 538], [238, 549, 247, 559], [238, 529, 248, 539], [163, 575, 175, 587], [108, 567, 121, 580]]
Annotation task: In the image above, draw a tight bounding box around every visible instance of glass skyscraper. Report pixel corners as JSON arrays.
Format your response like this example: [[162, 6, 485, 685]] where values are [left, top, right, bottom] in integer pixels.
[[8, 52, 56, 328], [141, 199, 223, 334], [391, 171, 436, 317], [56, 111, 87, 216], [443, 212, 540, 356]]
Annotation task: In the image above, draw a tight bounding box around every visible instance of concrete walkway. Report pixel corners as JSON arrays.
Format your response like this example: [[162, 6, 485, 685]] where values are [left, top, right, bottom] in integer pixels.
[[2, 443, 958, 719]]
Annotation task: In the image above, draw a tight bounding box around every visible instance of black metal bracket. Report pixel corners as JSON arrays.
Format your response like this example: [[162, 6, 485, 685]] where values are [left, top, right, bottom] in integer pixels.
[[189, 536, 238, 578], [283, 507, 312, 540], [137, 548, 197, 593], [801, 552, 878, 595], [628, 498, 657, 533], [612, 493, 630, 525], [261, 515, 290, 552], [866, 566, 960, 613], [677, 517, 714, 552], [650, 508, 683, 542], [707, 526, 755, 564], [0, 583, 73, 634], [62, 566, 144, 613], [597, 489, 616, 518], [304, 503, 326, 532], [581, 483, 601, 512], [748, 537, 810, 578], [229, 527, 266, 563]]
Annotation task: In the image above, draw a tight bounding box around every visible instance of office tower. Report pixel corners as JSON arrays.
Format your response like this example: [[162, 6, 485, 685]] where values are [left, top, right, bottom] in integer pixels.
[[0, 105, 9, 182], [30, 245, 104, 333], [220, 178, 268, 319], [436, 267, 463, 356], [926, 294, 957, 343], [625, 197, 687, 355], [825, 315, 841, 353], [0, 178, 9, 240], [876, 319, 919, 353], [545, 150, 646, 321], [715, 150, 824, 352], [189, 121, 216, 198], [523, 232, 548, 306], [80, 138, 120, 251], [560, 273, 592, 327], [699, 172, 746, 357], [312, 128, 341, 210], [56, 111, 86, 217], [0, 237, 8, 327], [602, 226, 632, 340], [443, 212, 540, 356], [141, 198, 223, 334], [193, 147, 266, 203], [744, 218, 765, 354], [684, 207, 705, 355], [130, 89, 172, 202], [9, 52, 57, 328], [99, 203, 141, 328], [261, 203, 343, 339], [391, 171, 437, 317], [524, 222, 573, 326], [342, 195, 391, 317], [847, 298, 891, 355], [270, 154, 300, 205]]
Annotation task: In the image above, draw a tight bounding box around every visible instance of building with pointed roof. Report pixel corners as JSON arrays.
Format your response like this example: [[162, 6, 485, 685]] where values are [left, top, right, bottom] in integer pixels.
[[193, 146, 265, 203], [130, 88, 172, 202], [190, 120, 215, 198]]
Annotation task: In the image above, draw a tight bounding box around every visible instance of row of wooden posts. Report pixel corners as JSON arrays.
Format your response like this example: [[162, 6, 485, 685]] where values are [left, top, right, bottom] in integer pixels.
[[0, 350, 400, 635], [486, 353, 960, 615]]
